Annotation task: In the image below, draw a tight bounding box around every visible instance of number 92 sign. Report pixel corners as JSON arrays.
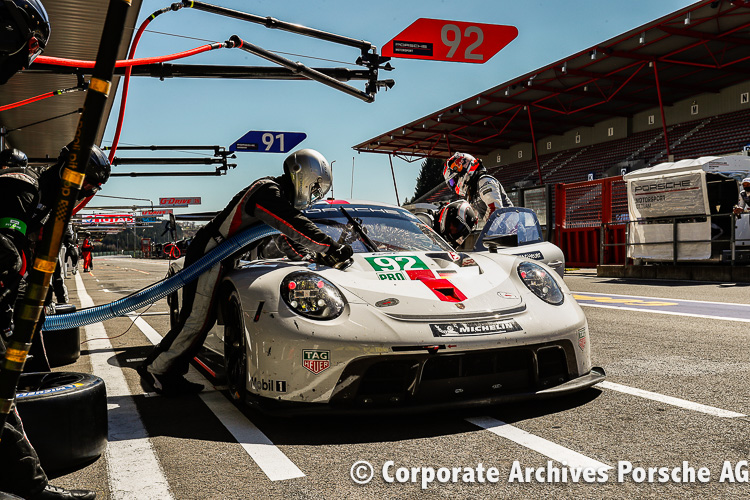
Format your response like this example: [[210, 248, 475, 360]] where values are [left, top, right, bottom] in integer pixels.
[[382, 18, 517, 64]]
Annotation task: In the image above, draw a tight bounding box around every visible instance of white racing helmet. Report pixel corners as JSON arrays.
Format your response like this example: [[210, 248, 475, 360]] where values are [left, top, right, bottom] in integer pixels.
[[283, 149, 332, 209]]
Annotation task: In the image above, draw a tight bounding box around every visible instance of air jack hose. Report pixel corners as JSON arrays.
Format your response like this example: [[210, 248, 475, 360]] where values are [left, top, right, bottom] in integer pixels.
[[43, 224, 280, 331]]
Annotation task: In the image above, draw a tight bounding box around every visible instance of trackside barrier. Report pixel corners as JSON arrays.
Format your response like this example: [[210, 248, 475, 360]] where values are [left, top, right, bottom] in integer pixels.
[[602, 212, 750, 264], [554, 177, 626, 267], [43, 225, 280, 331]]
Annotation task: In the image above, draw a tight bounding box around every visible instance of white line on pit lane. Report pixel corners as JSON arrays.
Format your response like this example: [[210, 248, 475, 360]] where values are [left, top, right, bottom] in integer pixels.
[[75, 273, 174, 500], [577, 303, 750, 323], [596, 381, 746, 418], [466, 417, 611, 471], [129, 315, 305, 481]]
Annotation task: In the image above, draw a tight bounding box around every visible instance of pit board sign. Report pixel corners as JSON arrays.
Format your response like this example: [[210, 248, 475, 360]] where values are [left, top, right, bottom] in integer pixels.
[[382, 19, 517, 64]]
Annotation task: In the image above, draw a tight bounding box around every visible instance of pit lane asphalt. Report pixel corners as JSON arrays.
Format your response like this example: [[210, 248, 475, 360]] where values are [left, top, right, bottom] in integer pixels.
[[48, 259, 750, 499]]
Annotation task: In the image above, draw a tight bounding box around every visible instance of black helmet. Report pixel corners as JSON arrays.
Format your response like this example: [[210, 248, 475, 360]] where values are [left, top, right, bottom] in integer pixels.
[[437, 200, 478, 247], [58, 143, 112, 198], [0, 147, 28, 168], [0, 0, 50, 84]]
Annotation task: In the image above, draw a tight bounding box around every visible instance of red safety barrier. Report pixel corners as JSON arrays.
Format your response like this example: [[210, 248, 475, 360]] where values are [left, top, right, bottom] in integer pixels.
[[554, 176, 627, 267]]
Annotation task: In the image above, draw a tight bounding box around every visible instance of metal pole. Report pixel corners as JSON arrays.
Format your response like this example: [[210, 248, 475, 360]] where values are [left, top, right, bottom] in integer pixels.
[[652, 61, 671, 158], [672, 216, 678, 264], [350, 157, 355, 199], [230, 36, 374, 103], [388, 154, 401, 206], [0, 0, 131, 439], [185, 0, 374, 52], [330, 160, 336, 199], [731, 213, 736, 266], [527, 106, 543, 185]]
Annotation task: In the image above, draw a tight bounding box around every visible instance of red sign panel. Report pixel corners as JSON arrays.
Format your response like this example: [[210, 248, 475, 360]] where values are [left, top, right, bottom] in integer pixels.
[[141, 210, 173, 216], [382, 19, 517, 63], [81, 214, 135, 225], [159, 197, 201, 207]]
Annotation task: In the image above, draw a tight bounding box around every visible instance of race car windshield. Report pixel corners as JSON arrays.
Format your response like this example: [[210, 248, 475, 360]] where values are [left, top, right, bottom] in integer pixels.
[[484, 208, 543, 245], [304, 205, 454, 253]]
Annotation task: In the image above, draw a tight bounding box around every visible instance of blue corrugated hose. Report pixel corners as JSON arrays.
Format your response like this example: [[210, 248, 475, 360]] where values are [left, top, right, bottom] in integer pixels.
[[43, 225, 280, 331]]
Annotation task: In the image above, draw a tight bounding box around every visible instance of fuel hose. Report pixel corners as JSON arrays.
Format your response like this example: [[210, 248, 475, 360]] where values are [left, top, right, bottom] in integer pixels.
[[43, 224, 280, 331]]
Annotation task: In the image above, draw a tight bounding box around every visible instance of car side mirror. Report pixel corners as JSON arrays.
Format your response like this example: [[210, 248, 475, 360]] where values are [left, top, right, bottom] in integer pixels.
[[482, 233, 518, 253]]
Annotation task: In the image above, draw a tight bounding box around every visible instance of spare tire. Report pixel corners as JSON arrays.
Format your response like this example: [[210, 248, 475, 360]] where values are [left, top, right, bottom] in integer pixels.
[[44, 303, 81, 367], [15, 372, 107, 473]]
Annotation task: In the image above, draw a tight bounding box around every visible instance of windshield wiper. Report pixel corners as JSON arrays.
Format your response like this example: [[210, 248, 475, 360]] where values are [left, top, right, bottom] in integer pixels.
[[339, 207, 378, 252]]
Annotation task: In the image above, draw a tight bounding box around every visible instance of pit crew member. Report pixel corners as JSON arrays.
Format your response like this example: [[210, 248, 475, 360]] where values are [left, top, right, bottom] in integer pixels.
[[0, 139, 109, 500], [138, 149, 353, 396]]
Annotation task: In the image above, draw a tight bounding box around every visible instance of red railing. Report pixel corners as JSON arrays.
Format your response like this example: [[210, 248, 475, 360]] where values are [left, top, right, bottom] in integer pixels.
[[554, 176, 627, 267]]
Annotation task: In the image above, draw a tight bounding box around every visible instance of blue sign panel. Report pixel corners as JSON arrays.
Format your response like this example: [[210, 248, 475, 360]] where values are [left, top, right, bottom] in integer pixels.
[[229, 131, 307, 153]]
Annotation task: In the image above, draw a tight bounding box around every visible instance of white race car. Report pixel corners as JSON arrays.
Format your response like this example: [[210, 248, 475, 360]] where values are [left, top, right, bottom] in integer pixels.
[[184, 201, 604, 413]]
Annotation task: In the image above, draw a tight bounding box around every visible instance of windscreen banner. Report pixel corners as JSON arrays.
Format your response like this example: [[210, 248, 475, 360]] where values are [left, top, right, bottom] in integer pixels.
[[627, 171, 707, 220]]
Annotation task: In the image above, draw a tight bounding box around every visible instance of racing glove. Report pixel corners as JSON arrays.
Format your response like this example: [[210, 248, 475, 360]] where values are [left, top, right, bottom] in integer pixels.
[[316, 243, 353, 267]]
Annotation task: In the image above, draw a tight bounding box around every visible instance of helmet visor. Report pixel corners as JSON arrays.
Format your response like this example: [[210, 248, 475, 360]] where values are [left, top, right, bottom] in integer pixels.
[[309, 180, 324, 205]]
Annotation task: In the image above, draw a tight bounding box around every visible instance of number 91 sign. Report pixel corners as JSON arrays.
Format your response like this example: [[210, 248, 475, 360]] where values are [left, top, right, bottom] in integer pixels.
[[229, 131, 307, 153], [382, 18, 518, 64]]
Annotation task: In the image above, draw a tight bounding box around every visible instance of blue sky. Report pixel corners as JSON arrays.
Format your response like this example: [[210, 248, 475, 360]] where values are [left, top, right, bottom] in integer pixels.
[[98, 0, 693, 215]]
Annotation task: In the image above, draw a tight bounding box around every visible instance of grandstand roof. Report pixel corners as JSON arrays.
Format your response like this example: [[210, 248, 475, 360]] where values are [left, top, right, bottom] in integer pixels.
[[353, 0, 750, 160], [0, 0, 143, 158]]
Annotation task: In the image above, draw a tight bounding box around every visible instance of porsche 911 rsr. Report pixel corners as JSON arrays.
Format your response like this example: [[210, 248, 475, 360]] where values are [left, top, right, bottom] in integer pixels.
[[179, 201, 604, 413]]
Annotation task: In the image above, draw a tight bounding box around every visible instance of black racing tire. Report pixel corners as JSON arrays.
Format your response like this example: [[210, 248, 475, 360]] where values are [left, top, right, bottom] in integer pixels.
[[15, 372, 107, 473], [224, 289, 248, 402], [44, 304, 81, 367]]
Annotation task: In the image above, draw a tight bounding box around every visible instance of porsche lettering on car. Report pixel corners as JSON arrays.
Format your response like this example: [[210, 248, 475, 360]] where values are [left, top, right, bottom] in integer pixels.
[[175, 201, 603, 413]]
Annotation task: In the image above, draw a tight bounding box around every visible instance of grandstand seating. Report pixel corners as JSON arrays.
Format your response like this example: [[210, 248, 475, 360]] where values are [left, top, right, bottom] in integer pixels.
[[420, 108, 750, 203]]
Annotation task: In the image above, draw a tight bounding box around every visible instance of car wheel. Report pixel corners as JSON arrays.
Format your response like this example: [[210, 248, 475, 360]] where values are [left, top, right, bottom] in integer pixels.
[[224, 289, 247, 401], [15, 372, 107, 473], [44, 303, 81, 367]]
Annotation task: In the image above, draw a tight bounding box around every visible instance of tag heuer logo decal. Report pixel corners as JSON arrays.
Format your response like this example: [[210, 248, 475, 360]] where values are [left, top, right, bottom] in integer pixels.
[[303, 349, 330, 374]]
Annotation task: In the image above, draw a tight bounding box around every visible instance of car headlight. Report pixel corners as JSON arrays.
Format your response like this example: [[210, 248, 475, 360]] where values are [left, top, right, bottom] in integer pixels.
[[280, 271, 346, 320], [517, 261, 564, 305]]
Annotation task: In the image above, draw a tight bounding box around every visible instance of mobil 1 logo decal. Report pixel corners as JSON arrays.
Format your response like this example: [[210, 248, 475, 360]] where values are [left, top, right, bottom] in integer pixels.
[[252, 377, 287, 393], [303, 349, 330, 374]]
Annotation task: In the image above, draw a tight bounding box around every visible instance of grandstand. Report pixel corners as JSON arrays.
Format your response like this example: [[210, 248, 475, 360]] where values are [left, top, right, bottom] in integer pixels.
[[353, 0, 750, 207]]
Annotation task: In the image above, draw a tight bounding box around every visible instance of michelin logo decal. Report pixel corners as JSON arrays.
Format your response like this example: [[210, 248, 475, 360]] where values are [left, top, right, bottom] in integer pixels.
[[430, 319, 522, 337]]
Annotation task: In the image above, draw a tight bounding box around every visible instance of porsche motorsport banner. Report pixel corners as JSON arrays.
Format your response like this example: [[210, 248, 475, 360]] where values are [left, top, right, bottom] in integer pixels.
[[627, 171, 707, 220]]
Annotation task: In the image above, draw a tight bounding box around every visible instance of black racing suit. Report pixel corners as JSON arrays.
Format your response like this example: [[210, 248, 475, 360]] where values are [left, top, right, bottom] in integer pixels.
[[143, 175, 345, 377], [0, 166, 59, 497]]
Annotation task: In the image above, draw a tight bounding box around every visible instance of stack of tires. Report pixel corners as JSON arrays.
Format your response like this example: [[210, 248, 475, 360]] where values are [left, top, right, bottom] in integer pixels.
[[15, 372, 107, 473], [15, 305, 107, 473], [43, 303, 80, 367]]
